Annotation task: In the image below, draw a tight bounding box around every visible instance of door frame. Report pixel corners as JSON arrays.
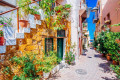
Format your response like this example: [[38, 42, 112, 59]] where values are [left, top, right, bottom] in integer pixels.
[[45, 38, 53, 54]]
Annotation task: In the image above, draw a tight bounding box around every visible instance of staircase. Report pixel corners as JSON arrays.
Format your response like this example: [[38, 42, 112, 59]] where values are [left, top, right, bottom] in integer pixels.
[[0, 9, 43, 54]]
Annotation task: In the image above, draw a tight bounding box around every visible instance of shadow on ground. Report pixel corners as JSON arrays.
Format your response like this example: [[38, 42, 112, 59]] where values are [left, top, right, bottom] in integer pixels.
[[101, 76, 118, 80]]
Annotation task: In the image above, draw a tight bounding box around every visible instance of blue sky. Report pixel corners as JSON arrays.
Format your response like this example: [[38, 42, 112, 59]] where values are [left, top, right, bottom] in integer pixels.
[[86, 0, 97, 39]]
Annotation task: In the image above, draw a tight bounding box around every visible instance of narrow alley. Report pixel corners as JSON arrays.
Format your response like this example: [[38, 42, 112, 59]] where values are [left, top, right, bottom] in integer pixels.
[[50, 48, 118, 80]]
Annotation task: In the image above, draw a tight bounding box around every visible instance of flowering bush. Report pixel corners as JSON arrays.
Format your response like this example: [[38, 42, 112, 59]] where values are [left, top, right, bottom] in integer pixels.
[[110, 65, 120, 79], [0, 17, 12, 27], [0, 30, 3, 37], [65, 51, 75, 65]]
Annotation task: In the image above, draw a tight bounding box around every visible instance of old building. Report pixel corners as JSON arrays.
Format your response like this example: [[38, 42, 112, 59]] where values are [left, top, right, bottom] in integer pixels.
[[93, 0, 120, 38], [0, 0, 89, 62]]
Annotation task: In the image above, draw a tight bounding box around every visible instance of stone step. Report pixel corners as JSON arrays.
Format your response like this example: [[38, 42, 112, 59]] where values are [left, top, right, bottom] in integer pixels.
[[0, 45, 6, 53], [6, 38, 16, 46], [4, 27, 15, 39], [15, 31, 24, 39]]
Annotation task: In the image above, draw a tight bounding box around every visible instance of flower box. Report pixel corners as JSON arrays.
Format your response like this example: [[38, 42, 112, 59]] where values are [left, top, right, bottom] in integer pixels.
[[34, 14, 41, 20], [105, 20, 111, 25]]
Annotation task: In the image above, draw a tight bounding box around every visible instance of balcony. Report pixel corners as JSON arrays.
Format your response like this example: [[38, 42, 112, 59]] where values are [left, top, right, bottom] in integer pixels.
[[105, 20, 111, 25], [93, 18, 99, 23]]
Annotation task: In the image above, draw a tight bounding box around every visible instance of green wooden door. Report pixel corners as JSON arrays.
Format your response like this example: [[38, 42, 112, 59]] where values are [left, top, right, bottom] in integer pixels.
[[57, 38, 63, 59]]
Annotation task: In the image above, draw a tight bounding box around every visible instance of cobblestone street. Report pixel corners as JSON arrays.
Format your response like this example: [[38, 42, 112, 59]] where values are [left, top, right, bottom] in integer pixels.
[[50, 48, 118, 80]]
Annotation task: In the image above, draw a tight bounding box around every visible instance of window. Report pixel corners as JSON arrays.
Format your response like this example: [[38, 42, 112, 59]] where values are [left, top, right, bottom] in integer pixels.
[[57, 30, 65, 37], [107, 13, 110, 20], [45, 38, 53, 54]]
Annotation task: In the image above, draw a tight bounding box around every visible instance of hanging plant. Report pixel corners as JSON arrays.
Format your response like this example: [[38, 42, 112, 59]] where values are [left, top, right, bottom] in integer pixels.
[[53, 4, 71, 30], [0, 30, 5, 46], [17, 0, 33, 28], [0, 17, 12, 27]]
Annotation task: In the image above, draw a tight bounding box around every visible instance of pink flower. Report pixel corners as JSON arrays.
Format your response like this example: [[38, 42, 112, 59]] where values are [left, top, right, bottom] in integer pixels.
[[4, 23, 7, 24], [0, 24, 2, 25]]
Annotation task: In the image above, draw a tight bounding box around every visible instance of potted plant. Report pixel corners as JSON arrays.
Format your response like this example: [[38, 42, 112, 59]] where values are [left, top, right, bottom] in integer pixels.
[[17, 0, 32, 28], [65, 51, 75, 65], [64, 4, 71, 10], [42, 66, 51, 79], [106, 54, 111, 61], [34, 12, 40, 20], [54, 5, 63, 13], [0, 30, 4, 46]]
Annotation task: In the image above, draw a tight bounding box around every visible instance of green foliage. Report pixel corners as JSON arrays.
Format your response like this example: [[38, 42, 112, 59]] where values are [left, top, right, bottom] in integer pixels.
[[17, 0, 40, 19], [95, 30, 120, 62], [11, 54, 39, 80], [12, 75, 21, 80], [53, 4, 71, 30], [2, 66, 11, 75], [0, 17, 12, 27], [64, 4, 71, 9], [0, 30, 3, 37], [110, 65, 120, 79], [42, 51, 59, 73], [93, 38, 98, 48], [65, 43, 76, 65], [17, 0, 32, 18], [111, 23, 120, 27], [65, 51, 75, 65]]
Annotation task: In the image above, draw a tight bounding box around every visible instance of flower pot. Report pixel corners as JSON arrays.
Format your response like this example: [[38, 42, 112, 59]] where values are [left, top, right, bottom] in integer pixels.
[[94, 48, 96, 50], [0, 37, 4, 46], [56, 10, 61, 13], [106, 55, 111, 61], [36, 71, 43, 76], [19, 20, 28, 28], [112, 60, 118, 65], [66, 8, 70, 10], [99, 51, 101, 53], [34, 14, 40, 20], [43, 72, 50, 79], [102, 54, 105, 57]]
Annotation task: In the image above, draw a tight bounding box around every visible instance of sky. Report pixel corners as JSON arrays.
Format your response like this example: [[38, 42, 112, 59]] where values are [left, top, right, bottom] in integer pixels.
[[86, 0, 97, 40]]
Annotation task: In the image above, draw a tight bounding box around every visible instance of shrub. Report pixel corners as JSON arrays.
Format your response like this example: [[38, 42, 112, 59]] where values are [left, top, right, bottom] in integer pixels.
[[65, 51, 75, 65]]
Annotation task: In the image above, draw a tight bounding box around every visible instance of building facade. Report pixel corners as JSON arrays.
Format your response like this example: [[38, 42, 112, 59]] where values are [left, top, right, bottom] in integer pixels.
[[93, 0, 120, 39], [0, 0, 88, 62]]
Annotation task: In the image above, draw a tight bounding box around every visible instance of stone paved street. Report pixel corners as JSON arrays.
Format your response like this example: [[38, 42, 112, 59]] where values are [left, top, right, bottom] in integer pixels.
[[49, 48, 118, 80]]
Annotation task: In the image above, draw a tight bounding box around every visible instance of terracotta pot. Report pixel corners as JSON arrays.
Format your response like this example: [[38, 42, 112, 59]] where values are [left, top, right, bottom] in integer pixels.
[[56, 10, 61, 13], [66, 8, 70, 10], [102, 54, 105, 57], [36, 71, 43, 76], [112, 60, 118, 65], [34, 14, 40, 20], [0, 37, 4, 46], [106, 55, 111, 61], [19, 20, 28, 28], [94, 48, 96, 50]]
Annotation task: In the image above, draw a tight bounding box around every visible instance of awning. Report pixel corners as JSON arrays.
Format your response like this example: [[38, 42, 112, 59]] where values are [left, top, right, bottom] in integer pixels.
[[79, 9, 87, 22]]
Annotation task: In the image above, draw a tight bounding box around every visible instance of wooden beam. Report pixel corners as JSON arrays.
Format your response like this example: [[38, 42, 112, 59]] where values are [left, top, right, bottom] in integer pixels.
[[0, 0, 16, 8], [0, 0, 41, 15]]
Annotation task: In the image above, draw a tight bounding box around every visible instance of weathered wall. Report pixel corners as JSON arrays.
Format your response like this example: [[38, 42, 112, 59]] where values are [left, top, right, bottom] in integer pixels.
[[56, 0, 81, 59], [102, 0, 120, 32]]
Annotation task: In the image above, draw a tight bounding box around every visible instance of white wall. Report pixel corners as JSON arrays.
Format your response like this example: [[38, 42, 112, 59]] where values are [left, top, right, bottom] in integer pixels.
[[3, 0, 16, 6], [57, 0, 81, 59]]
